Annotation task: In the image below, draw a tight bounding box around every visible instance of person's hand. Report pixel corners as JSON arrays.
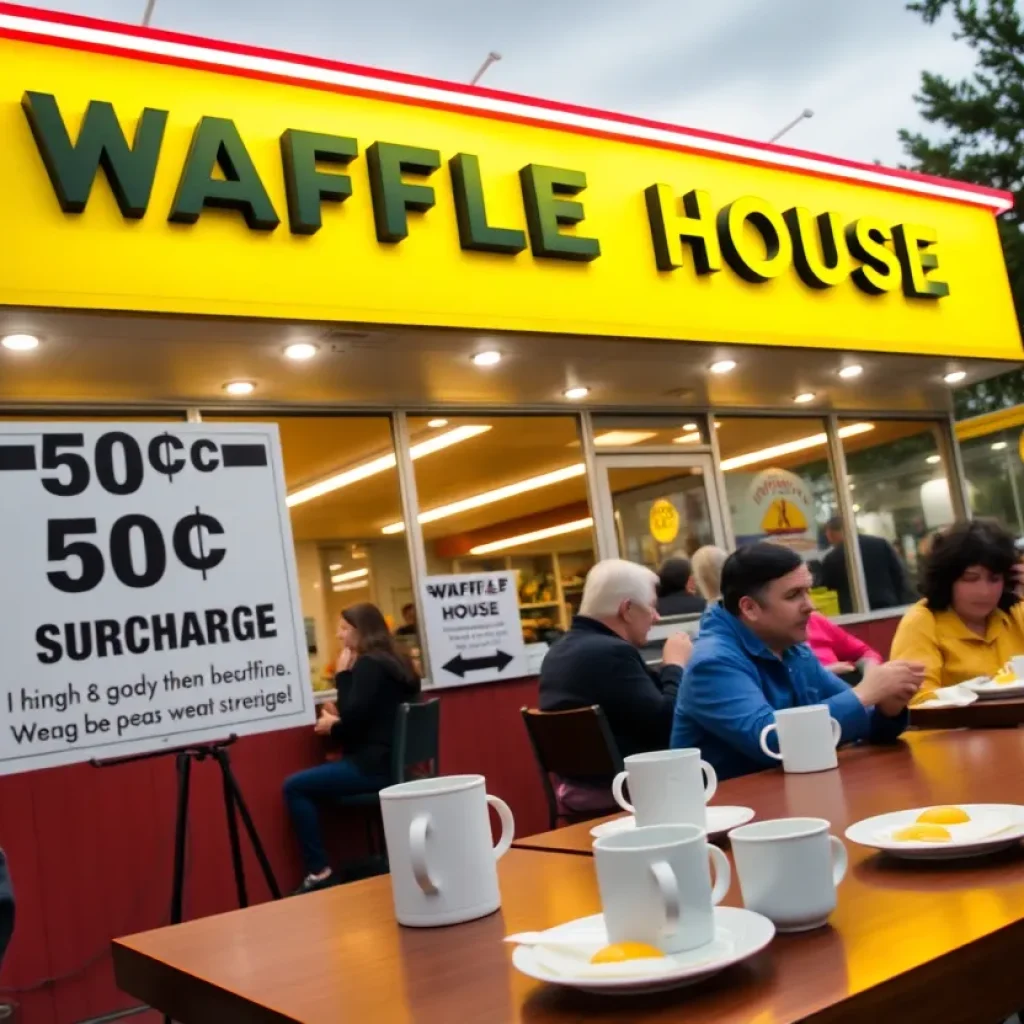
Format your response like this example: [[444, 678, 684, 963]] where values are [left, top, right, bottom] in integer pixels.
[[662, 632, 693, 668], [320, 701, 338, 717], [336, 646, 356, 674], [314, 710, 340, 736], [825, 661, 857, 676], [856, 660, 926, 715]]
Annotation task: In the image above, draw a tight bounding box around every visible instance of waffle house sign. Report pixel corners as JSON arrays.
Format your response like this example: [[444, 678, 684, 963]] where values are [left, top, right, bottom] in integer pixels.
[[1, 4, 1020, 360]]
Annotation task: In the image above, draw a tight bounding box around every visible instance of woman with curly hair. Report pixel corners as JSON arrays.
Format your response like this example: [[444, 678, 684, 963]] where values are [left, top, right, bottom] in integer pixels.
[[890, 519, 1024, 692]]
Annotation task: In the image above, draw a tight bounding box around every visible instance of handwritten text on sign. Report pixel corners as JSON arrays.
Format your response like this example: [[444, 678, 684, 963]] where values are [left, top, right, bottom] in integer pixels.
[[0, 423, 313, 774], [420, 571, 528, 688]]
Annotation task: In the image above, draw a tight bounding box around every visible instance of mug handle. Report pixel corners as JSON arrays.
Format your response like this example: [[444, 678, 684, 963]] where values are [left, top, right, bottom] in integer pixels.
[[611, 771, 635, 814], [830, 717, 842, 748], [700, 759, 718, 803], [707, 844, 731, 905], [487, 794, 515, 860], [649, 859, 681, 937], [759, 723, 783, 761], [409, 813, 439, 895], [829, 835, 848, 886]]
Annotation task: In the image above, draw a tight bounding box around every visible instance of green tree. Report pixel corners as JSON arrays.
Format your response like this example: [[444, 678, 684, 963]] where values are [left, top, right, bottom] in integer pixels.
[[899, 0, 1024, 418]]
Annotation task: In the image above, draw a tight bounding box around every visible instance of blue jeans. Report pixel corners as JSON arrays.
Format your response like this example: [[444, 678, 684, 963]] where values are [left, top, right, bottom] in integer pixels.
[[283, 759, 390, 874]]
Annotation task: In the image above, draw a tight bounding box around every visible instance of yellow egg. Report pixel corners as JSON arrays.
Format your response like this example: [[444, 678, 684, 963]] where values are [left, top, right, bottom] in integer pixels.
[[590, 942, 666, 964], [917, 806, 971, 825], [893, 823, 952, 843], [994, 671, 1017, 685]]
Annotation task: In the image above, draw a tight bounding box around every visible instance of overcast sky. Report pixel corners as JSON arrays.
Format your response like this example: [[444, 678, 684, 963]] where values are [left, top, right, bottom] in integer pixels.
[[36, 0, 979, 167]]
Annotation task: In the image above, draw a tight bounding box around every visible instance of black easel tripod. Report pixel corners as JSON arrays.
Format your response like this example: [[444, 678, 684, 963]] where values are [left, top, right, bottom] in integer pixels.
[[93, 735, 281, 1022]]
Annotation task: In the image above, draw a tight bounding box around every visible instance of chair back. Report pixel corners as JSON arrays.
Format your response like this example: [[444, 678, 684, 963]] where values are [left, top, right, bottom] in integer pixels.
[[391, 698, 441, 784], [520, 706, 623, 829]]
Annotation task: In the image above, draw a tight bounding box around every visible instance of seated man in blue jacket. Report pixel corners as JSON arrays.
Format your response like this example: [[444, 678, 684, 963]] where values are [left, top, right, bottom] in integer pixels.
[[671, 543, 923, 780]]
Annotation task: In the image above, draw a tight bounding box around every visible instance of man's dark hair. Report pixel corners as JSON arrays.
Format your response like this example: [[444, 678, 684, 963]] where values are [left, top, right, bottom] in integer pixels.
[[721, 543, 804, 616], [825, 516, 845, 534], [401, 603, 415, 616], [920, 519, 1019, 612], [657, 556, 692, 597]]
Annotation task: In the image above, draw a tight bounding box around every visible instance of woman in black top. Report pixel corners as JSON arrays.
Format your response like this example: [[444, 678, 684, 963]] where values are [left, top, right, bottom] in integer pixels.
[[284, 603, 420, 893]]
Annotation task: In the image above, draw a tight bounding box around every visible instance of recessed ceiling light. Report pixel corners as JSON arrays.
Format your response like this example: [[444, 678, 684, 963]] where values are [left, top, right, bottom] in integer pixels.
[[926, 455, 941, 465], [944, 371, 967, 384], [284, 342, 318, 361], [992, 441, 1009, 451], [709, 359, 737, 375], [852, 504, 862, 513], [1, 334, 39, 352], [672, 431, 702, 444], [683, 422, 699, 432], [329, 563, 342, 571], [472, 350, 502, 367], [838, 365, 863, 379], [563, 386, 590, 400], [427, 418, 449, 428], [223, 380, 256, 396], [593, 430, 657, 447], [794, 392, 816, 404]]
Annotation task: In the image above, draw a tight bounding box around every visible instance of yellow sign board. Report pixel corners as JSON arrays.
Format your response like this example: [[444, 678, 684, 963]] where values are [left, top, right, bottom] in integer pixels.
[[649, 499, 680, 545], [0, 19, 1020, 360]]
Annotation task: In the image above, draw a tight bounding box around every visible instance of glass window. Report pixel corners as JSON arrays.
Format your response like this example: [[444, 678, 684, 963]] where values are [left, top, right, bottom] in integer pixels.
[[591, 415, 710, 449], [408, 416, 595, 649], [203, 415, 413, 691], [605, 464, 716, 569], [961, 428, 1024, 538], [716, 416, 842, 615], [839, 418, 952, 609]]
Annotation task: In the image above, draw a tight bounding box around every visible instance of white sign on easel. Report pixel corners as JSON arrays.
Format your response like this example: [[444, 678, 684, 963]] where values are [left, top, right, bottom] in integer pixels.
[[0, 422, 314, 775], [421, 571, 527, 688]]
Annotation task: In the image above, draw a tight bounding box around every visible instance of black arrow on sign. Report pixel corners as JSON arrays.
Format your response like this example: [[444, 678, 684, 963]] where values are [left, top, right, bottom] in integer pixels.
[[443, 650, 514, 678]]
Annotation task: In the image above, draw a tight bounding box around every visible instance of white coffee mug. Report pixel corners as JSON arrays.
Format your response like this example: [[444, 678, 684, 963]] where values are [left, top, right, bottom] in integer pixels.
[[759, 705, 841, 773], [611, 749, 718, 829], [379, 774, 514, 927], [593, 823, 730, 954], [729, 817, 848, 932]]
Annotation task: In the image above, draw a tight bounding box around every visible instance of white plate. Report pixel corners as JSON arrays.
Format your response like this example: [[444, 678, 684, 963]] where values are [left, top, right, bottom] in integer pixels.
[[589, 806, 755, 841], [911, 684, 978, 710], [510, 906, 775, 994], [845, 803, 1024, 860], [962, 676, 1024, 700]]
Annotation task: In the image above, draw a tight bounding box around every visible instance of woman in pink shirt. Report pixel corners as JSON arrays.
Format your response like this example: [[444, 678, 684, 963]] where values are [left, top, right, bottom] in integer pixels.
[[806, 613, 882, 679]]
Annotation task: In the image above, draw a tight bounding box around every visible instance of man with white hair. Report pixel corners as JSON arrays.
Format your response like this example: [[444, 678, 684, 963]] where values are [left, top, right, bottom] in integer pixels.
[[540, 559, 693, 758]]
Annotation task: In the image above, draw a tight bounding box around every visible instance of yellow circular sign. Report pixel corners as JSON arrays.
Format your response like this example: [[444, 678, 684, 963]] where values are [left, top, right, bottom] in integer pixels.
[[649, 499, 680, 544]]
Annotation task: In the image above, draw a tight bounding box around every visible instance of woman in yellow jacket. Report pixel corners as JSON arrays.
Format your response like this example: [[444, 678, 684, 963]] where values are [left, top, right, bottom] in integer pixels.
[[891, 520, 1024, 693]]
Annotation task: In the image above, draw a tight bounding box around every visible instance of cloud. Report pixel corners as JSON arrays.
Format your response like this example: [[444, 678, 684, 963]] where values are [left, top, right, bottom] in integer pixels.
[[35, 0, 978, 165]]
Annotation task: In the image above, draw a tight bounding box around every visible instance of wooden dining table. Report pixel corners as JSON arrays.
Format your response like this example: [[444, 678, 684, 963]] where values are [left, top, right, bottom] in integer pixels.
[[115, 729, 1024, 1024]]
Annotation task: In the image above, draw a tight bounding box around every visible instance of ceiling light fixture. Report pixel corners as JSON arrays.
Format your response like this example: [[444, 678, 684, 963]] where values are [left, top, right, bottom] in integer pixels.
[[719, 422, 875, 471], [593, 430, 657, 447], [992, 441, 1009, 451], [926, 455, 941, 465], [1, 333, 39, 352], [709, 359, 737, 375], [838, 365, 864, 379], [331, 567, 369, 583], [223, 380, 256, 396], [563, 386, 590, 400], [333, 580, 369, 593], [286, 424, 491, 507], [284, 342, 318, 361], [793, 393, 816, 404], [427, 418, 449, 428], [329, 563, 342, 571], [469, 517, 594, 556], [672, 431, 702, 444], [382, 463, 586, 535], [683, 422, 699, 432], [472, 350, 502, 367], [943, 371, 966, 385], [852, 504, 862, 513]]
